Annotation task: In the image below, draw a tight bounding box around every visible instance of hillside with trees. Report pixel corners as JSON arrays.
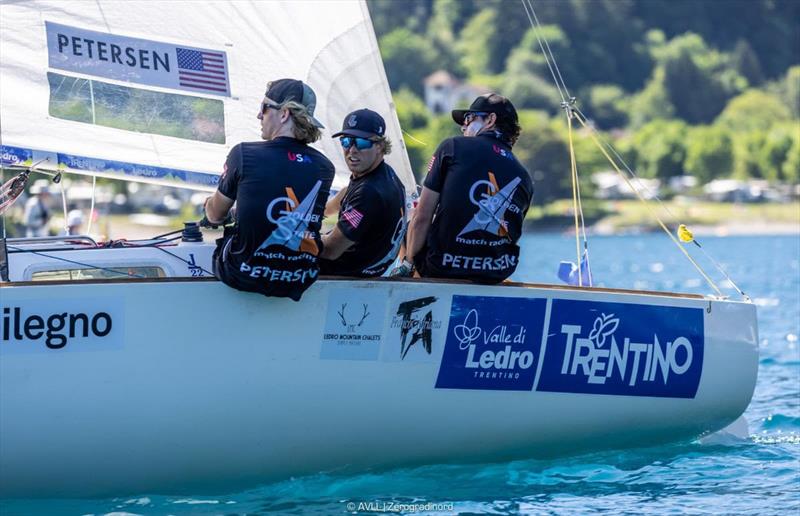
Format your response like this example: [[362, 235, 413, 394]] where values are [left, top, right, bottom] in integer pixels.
[[368, 0, 800, 203]]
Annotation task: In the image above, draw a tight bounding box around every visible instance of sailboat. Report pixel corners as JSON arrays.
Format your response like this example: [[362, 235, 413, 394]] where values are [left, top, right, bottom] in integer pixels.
[[0, 0, 758, 498]]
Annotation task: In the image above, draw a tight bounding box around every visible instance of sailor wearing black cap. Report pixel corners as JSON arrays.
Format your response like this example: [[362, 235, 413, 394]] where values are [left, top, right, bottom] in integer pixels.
[[319, 109, 406, 277], [204, 78, 334, 301], [392, 93, 533, 283]]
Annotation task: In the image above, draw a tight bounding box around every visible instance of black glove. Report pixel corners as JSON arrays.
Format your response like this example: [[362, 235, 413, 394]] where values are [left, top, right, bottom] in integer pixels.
[[199, 211, 233, 229]]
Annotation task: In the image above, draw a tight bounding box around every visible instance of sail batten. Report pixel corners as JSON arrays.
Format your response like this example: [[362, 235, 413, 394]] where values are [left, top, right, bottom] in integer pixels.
[[0, 0, 417, 193]]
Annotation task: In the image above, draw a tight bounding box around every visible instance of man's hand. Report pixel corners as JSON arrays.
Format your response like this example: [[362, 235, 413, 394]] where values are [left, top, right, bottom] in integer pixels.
[[389, 258, 414, 278], [199, 210, 234, 229]]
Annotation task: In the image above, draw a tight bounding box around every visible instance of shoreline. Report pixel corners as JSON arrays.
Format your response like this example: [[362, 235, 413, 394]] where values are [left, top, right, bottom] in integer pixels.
[[525, 221, 800, 237]]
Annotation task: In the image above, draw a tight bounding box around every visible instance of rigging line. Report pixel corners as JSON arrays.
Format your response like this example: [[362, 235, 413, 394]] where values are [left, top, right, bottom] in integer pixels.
[[58, 178, 69, 234], [87, 176, 96, 236], [149, 228, 185, 240], [524, 0, 572, 100], [573, 114, 724, 297], [690, 240, 748, 300], [566, 112, 583, 285], [402, 130, 428, 146], [6, 246, 147, 279], [519, 0, 567, 103], [574, 105, 682, 222], [573, 106, 741, 296]]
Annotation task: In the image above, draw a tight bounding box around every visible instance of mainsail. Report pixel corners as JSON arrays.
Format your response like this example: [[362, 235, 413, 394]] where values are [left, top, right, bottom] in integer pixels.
[[0, 0, 417, 194]]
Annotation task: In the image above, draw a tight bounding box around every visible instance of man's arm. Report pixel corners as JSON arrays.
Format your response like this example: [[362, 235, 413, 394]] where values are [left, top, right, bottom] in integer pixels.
[[204, 191, 234, 224], [404, 186, 439, 263], [324, 186, 348, 218], [320, 225, 355, 260]]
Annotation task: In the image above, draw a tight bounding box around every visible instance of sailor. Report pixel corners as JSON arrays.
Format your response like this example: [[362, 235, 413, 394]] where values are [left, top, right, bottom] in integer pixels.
[[392, 93, 533, 283], [204, 78, 335, 301], [23, 180, 52, 237], [319, 109, 406, 277]]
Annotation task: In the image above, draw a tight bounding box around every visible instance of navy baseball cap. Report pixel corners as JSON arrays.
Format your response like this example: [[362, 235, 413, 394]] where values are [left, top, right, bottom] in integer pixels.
[[332, 109, 386, 139], [452, 93, 518, 126], [265, 78, 324, 128]]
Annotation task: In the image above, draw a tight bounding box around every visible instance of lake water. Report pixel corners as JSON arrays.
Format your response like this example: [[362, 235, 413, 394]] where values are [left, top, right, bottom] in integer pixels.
[[2, 234, 798, 515]]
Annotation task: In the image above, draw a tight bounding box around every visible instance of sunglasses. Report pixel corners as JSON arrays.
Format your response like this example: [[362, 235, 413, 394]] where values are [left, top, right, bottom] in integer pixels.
[[339, 136, 376, 150], [260, 101, 281, 115], [463, 112, 488, 125]]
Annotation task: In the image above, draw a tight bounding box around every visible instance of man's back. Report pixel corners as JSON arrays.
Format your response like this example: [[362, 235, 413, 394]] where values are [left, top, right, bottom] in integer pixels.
[[420, 134, 533, 282], [216, 137, 334, 299]]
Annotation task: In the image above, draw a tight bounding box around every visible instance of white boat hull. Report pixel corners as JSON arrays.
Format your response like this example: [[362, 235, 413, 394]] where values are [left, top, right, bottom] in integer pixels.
[[0, 278, 758, 497]]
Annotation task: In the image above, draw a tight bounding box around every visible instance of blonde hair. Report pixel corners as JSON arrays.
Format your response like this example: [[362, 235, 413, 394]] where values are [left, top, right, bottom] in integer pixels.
[[375, 136, 392, 155], [279, 100, 321, 144]]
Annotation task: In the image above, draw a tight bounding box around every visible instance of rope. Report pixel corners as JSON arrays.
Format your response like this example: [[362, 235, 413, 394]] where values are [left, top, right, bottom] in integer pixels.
[[573, 112, 724, 297], [87, 175, 96, 236], [6, 245, 147, 279], [59, 178, 69, 234], [519, 0, 568, 103], [565, 111, 583, 285]]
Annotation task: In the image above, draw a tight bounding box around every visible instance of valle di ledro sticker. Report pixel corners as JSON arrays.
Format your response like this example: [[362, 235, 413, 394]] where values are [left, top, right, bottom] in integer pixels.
[[536, 299, 704, 399], [435, 295, 547, 391]]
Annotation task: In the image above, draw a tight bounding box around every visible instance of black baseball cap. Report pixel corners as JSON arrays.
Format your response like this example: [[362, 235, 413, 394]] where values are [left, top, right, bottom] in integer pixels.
[[452, 93, 518, 126], [331, 109, 386, 139], [265, 78, 324, 128]]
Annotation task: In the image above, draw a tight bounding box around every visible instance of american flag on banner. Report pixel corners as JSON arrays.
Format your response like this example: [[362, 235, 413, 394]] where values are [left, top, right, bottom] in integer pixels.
[[176, 47, 228, 94], [342, 208, 364, 229]]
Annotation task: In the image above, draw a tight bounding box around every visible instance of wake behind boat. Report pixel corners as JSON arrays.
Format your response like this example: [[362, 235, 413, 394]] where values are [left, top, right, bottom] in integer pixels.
[[0, 0, 758, 498]]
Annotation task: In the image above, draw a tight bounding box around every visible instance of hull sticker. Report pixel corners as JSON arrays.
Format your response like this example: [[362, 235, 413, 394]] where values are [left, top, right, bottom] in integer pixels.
[[536, 299, 704, 398], [382, 295, 447, 363], [435, 295, 547, 391], [321, 288, 387, 361], [1, 297, 124, 353]]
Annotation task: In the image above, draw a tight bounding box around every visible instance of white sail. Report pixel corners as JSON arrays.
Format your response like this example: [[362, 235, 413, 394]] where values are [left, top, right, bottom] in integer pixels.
[[0, 0, 417, 193]]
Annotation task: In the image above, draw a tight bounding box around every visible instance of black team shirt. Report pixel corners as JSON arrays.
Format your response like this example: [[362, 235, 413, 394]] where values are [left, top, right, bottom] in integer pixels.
[[320, 161, 406, 277], [418, 133, 533, 283], [214, 137, 334, 301]]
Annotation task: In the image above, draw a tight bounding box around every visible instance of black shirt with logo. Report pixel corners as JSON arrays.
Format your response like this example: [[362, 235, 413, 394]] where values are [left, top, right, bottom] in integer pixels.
[[320, 161, 406, 277], [417, 134, 533, 283], [213, 137, 335, 301]]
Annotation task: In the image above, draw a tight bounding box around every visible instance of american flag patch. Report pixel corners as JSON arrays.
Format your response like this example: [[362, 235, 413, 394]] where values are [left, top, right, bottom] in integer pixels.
[[176, 47, 228, 94], [427, 155, 436, 173], [342, 208, 364, 229]]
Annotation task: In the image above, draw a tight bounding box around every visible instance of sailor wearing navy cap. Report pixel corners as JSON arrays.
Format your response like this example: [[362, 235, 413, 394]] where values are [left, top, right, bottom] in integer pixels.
[[204, 78, 334, 301], [320, 109, 406, 277], [392, 93, 533, 283]]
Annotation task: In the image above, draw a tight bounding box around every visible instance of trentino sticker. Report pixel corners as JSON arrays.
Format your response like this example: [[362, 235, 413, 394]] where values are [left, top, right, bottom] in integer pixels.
[[536, 299, 704, 399]]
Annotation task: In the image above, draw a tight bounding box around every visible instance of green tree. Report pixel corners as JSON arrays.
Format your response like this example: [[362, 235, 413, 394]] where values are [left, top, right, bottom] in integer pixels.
[[514, 111, 572, 202], [716, 89, 790, 133], [758, 124, 797, 182], [770, 66, 800, 119], [585, 84, 629, 129], [781, 130, 800, 183], [456, 9, 498, 77], [393, 88, 430, 131], [657, 33, 738, 124], [632, 119, 688, 179], [732, 131, 766, 179], [731, 40, 765, 87], [684, 126, 734, 183], [379, 29, 438, 96], [629, 67, 675, 129]]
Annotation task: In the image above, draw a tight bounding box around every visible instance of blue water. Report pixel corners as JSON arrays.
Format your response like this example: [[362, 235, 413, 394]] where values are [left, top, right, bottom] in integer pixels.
[[2, 234, 798, 515]]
